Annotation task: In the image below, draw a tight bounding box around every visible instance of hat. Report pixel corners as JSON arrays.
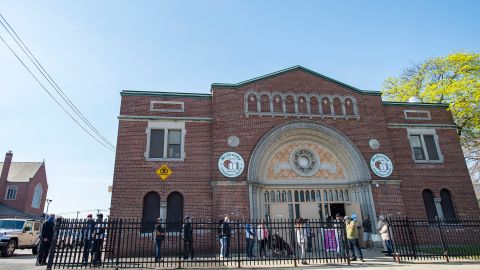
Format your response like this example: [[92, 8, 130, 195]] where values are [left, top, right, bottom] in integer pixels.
[[87, 214, 93, 218], [97, 213, 103, 217], [351, 214, 357, 221], [185, 216, 191, 220]]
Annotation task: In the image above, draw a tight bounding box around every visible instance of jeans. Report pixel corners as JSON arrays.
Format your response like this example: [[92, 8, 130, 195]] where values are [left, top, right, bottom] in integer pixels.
[[246, 238, 254, 257], [298, 242, 305, 260], [220, 236, 228, 257], [347, 239, 363, 259], [385, 239, 393, 255], [258, 239, 267, 257], [92, 239, 103, 265], [184, 240, 194, 259], [82, 239, 92, 263], [155, 238, 162, 259], [37, 239, 51, 264]]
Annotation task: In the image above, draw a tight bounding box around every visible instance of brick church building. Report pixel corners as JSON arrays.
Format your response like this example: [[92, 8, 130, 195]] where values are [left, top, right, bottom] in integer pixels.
[[110, 66, 479, 225]]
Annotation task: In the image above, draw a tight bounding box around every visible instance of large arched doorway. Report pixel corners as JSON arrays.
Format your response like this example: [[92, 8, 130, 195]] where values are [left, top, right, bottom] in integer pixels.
[[248, 121, 375, 222]]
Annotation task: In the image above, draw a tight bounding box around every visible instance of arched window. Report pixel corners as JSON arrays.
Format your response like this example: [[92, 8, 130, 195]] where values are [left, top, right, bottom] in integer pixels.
[[440, 189, 457, 221], [142, 192, 160, 232], [31, 184, 42, 209], [422, 189, 437, 220], [166, 192, 184, 231]]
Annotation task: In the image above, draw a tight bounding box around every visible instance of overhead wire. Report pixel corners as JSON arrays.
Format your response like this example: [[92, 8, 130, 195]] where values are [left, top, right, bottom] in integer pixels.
[[0, 32, 115, 151], [0, 14, 115, 151]]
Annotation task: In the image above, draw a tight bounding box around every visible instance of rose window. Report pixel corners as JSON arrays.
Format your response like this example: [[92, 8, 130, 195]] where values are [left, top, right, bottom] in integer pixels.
[[290, 148, 319, 176]]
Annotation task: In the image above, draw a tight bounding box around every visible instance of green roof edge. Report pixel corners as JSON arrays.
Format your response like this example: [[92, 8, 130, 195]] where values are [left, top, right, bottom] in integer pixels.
[[382, 101, 450, 108], [211, 65, 382, 96], [121, 90, 211, 99]]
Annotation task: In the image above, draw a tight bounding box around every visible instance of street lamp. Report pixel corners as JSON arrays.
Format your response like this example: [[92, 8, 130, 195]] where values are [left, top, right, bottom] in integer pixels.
[[45, 199, 52, 220]]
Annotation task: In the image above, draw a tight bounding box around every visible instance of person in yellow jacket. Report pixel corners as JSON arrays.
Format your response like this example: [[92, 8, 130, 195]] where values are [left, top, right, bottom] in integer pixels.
[[345, 215, 364, 262]]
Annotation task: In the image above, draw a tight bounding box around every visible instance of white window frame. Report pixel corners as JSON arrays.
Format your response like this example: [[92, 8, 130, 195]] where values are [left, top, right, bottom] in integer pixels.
[[5, 185, 18, 200], [31, 183, 43, 209], [145, 121, 186, 161], [407, 128, 444, 163]]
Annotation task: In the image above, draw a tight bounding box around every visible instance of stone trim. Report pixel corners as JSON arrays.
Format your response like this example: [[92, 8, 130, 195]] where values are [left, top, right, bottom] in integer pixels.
[[150, 101, 185, 112], [118, 115, 212, 122], [387, 123, 457, 129], [403, 110, 431, 120], [371, 179, 402, 185], [211, 180, 247, 186]]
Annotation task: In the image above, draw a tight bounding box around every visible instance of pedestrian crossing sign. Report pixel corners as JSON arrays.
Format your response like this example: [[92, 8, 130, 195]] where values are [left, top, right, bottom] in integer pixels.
[[155, 164, 172, 181]]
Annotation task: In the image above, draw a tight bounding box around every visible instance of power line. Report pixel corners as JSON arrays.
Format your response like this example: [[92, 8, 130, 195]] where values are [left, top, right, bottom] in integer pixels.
[[0, 14, 115, 151], [0, 13, 115, 149], [0, 32, 115, 151]]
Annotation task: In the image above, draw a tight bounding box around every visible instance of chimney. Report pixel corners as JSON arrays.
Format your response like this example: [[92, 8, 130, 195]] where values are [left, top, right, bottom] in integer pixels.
[[1, 150, 13, 181]]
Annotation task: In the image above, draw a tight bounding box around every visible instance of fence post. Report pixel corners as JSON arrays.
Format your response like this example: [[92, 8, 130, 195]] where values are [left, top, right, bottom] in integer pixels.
[[115, 219, 122, 268], [290, 219, 297, 267], [178, 220, 183, 269], [342, 221, 350, 265], [46, 218, 62, 270], [437, 219, 449, 262], [237, 221, 241, 268]]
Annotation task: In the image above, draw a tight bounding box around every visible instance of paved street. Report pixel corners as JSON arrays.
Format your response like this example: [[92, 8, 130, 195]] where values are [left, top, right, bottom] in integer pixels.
[[1, 248, 479, 270]]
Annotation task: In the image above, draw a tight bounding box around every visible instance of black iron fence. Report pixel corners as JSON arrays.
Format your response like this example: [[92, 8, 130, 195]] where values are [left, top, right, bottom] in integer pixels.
[[46, 218, 350, 269], [386, 218, 480, 262]]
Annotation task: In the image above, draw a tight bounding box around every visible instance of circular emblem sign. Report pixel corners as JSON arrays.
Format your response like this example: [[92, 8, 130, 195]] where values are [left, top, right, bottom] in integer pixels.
[[370, 153, 393, 178], [218, 152, 245, 178]]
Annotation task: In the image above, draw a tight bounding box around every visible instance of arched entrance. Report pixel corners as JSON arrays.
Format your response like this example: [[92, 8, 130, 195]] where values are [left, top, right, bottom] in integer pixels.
[[248, 121, 376, 222]]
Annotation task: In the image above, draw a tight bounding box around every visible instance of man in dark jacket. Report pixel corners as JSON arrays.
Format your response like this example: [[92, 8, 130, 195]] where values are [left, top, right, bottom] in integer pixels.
[[91, 213, 105, 267], [182, 217, 194, 260], [36, 214, 55, 265], [82, 214, 95, 265]]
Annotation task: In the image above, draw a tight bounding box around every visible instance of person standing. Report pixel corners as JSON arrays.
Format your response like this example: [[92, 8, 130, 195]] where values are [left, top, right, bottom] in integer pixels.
[[155, 218, 165, 262], [82, 214, 95, 265], [245, 223, 256, 259], [295, 218, 308, 265], [362, 215, 372, 250], [256, 219, 269, 258], [183, 217, 194, 260], [345, 215, 364, 262], [377, 215, 393, 256], [91, 213, 105, 267], [36, 214, 55, 266], [304, 219, 313, 252], [334, 213, 345, 257], [219, 216, 231, 259]]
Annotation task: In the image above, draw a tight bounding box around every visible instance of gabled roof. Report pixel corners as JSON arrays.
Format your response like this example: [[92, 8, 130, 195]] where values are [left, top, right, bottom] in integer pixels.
[[0, 202, 41, 219], [0, 162, 43, 183], [211, 65, 381, 96]]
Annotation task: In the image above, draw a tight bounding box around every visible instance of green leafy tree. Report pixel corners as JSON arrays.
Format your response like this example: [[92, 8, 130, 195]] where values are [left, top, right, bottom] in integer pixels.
[[382, 52, 480, 183]]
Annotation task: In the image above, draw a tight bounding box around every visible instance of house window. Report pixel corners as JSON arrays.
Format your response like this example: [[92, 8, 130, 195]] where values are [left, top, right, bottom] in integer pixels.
[[408, 129, 443, 163], [422, 189, 437, 220], [440, 189, 457, 221], [166, 192, 184, 232], [141, 192, 160, 233], [145, 121, 185, 161], [5, 186, 17, 200], [31, 184, 43, 209]]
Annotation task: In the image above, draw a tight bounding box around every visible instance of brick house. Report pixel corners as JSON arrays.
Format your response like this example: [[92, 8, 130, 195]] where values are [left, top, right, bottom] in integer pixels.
[[0, 151, 48, 218], [110, 66, 480, 225]]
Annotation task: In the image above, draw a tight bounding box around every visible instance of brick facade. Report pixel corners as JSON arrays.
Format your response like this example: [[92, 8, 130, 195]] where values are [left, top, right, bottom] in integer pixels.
[[110, 66, 480, 223]]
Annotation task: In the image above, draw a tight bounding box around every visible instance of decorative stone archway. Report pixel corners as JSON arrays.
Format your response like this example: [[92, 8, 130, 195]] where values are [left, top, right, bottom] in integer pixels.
[[248, 121, 376, 222]]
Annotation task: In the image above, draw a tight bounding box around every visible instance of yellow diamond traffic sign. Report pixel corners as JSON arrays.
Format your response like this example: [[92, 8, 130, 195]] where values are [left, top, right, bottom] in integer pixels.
[[155, 164, 172, 181]]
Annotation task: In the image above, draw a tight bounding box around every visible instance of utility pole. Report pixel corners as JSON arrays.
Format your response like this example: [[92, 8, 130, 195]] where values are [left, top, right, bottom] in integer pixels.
[[76, 211, 80, 219], [45, 199, 52, 220]]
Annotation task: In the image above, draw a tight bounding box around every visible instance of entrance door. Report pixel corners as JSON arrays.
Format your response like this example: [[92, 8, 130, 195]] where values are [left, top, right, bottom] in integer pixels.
[[329, 203, 345, 217]]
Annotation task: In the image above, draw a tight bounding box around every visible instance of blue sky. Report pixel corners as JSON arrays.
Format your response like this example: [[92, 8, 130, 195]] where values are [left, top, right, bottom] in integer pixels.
[[1, 1, 479, 218]]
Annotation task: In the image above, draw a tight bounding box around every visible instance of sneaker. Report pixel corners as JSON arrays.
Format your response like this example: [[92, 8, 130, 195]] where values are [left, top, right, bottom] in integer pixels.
[[360, 258, 365, 262], [301, 261, 309, 265], [350, 257, 357, 261]]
